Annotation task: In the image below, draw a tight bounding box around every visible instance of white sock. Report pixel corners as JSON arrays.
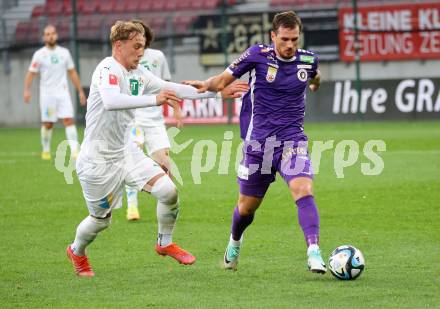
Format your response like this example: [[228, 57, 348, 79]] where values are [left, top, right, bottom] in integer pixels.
[[41, 126, 52, 152], [71, 215, 111, 256], [150, 176, 179, 247], [65, 125, 79, 153], [126, 185, 138, 208], [229, 234, 242, 247], [307, 244, 320, 255], [156, 200, 178, 246]]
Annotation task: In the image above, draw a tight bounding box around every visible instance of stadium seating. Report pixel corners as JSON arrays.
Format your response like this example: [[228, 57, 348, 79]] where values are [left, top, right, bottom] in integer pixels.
[[57, 19, 71, 40], [98, 0, 116, 14], [45, 0, 64, 16], [126, 0, 141, 13], [15, 0, 227, 43], [31, 5, 45, 18], [270, 0, 369, 6], [15, 21, 29, 43], [173, 15, 198, 34]]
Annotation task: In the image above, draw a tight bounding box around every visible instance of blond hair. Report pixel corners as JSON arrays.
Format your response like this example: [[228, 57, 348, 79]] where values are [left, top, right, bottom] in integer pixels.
[[109, 21, 145, 45]]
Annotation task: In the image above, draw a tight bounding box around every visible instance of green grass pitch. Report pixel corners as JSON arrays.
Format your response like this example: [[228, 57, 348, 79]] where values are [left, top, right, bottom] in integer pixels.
[[1, 121, 439, 308]]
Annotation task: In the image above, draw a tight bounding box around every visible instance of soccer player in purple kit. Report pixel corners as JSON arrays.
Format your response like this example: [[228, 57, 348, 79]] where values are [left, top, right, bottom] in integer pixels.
[[184, 11, 326, 273]]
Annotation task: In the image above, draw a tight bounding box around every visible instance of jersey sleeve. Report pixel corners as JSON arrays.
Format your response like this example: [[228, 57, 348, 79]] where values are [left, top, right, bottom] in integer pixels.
[[310, 53, 319, 79], [65, 50, 75, 70], [160, 53, 171, 81], [141, 66, 167, 94], [225, 44, 260, 79], [28, 52, 40, 73]]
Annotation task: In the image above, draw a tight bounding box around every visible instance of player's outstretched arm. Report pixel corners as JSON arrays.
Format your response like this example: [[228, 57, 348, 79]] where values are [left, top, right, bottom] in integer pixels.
[[68, 69, 87, 106], [309, 69, 321, 92], [162, 80, 248, 100], [23, 71, 36, 103], [183, 70, 237, 93], [100, 87, 180, 111]]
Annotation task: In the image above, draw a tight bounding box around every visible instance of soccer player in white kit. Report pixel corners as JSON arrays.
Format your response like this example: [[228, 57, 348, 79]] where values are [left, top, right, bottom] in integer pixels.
[[23, 24, 87, 160], [126, 22, 175, 221], [66, 21, 247, 277]]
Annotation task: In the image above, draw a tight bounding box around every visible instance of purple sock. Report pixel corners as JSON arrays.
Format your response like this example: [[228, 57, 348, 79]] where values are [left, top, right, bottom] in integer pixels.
[[231, 207, 254, 241], [296, 195, 320, 246]]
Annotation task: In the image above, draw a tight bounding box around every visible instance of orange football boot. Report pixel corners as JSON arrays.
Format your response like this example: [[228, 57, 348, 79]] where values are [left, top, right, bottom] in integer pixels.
[[66, 246, 95, 277], [155, 243, 196, 265]]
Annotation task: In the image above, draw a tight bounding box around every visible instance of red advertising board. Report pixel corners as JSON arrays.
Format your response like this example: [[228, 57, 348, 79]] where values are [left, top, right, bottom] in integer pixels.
[[339, 2, 440, 61], [163, 97, 241, 125]]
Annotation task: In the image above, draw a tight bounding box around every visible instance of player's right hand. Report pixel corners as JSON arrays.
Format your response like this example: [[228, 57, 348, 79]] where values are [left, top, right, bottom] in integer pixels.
[[23, 90, 31, 103], [156, 89, 180, 106], [181, 80, 208, 93]]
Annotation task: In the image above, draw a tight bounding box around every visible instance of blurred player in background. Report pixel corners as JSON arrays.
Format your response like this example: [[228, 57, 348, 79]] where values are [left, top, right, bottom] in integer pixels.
[[23, 24, 87, 160], [66, 21, 247, 277], [125, 20, 176, 221], [184, 11, 327, 274]]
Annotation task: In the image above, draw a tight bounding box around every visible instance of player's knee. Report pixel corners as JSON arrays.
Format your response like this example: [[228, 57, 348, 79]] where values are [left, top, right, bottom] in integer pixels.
[[237, 205, 255, 216], [291, 183, 313, 200], [237, 196, 261, 216], [63, 118, 75, 126], [150, 175, 178, 205], [43, 122, 54, 129], [89, 214, 111, 230]]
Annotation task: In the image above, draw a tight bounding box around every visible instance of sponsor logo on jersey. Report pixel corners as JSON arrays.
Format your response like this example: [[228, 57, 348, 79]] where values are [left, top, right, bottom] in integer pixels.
[[266, 66, 278, 83], [300, 55, 314, 63], [297, 68, 308, 82], [237, 164, 249, 180], [297, 64, 312, 69], [109, 74, 118, 85], [32, 62, 39, 69]]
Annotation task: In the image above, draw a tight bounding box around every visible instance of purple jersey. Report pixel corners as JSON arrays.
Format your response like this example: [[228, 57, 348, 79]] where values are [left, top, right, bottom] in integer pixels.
[[227, 44, 318, 141]]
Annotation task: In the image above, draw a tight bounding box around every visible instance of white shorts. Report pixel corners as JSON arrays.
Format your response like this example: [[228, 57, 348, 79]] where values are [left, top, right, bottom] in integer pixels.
[[131, 125, 171, 156], [76, 143, 165, 218], [40, 92, 74, 122]]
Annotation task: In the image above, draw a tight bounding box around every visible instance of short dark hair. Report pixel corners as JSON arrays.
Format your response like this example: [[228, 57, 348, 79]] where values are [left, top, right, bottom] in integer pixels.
[[272, 11, 302, 33], [131, 19, 154, 48]]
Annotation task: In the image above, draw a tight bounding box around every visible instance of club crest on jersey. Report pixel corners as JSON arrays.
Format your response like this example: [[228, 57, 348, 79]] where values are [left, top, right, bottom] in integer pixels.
[[50, 54, 59, 64], [266, 66, 278, 83], [129, 79, 139, 95], [297, 69, 308, 82]]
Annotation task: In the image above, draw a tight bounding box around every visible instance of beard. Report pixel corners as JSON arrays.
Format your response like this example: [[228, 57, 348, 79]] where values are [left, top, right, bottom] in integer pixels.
[[46, 40, 57, 47]]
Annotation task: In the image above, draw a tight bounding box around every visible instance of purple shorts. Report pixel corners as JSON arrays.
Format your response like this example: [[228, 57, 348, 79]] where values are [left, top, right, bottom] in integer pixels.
[[237, 137, 314, 198]]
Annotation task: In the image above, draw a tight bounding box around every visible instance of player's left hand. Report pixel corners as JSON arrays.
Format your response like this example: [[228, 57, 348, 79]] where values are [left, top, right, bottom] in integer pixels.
[[79, 92, 87, 106], [221, 80, 249, 99], [309, 70, 321, 92]]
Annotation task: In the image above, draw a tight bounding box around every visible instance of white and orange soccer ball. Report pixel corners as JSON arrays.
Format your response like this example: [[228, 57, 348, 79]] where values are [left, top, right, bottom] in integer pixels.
[[328, 245, 365, 280]]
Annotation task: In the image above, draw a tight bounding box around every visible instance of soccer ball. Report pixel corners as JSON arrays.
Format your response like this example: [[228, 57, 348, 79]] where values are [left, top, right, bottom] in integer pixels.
[[328, 245, 365, 280]]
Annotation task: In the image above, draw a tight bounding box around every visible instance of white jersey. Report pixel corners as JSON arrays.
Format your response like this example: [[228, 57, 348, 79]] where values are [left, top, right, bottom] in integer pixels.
[[135, 49, 171, 127], [28, 45, 74, 95], [80, 57, 163, 162]]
